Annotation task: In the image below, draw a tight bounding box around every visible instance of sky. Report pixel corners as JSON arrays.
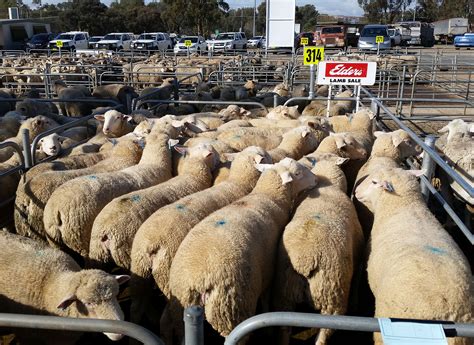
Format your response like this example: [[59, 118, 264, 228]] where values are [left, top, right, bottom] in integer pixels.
[[22, 0, 365, 17]]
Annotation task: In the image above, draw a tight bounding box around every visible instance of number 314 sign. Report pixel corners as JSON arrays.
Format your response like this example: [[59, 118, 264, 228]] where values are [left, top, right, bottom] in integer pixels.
[[304, 46, 324, 65]]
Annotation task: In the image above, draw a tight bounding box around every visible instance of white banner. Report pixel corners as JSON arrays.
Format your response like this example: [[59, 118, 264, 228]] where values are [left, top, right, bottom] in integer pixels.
[[317, 61, 377, 85], [266, 0, 296, 48]]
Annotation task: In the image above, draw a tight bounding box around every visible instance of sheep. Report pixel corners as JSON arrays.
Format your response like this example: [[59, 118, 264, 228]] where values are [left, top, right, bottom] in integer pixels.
[[53, 80, 93, 117], [165, 158, 317, 343], [437, 119, 473, 147], [0, 88, 15, 116], [273, 82, 289, 97], [137, 78, 177, 109], [218, 105, 254, 122], [0, 231, 129, 345], [302, 99, 328, 116], [87, 143, 219, 270], [268, 126, 321, 163], [352, 129, 423, 237], [128, 147, 272, 325], [0, 113, 22, 141], [35, 127, 90, 157], [43, 127, 178, 257], [0, 115, 58, 163], [94, 109, 135, 138], [14, 138, 144, 242], [92, 84, 138, 111], [316, 132, 367, 161], [354, 167, 472, 345], [272, 152, 364, 345], [266, 105, 301, 120], [333, 89, 355, 112], [15, 98, 59, 119], [216, 127, 289, 151]]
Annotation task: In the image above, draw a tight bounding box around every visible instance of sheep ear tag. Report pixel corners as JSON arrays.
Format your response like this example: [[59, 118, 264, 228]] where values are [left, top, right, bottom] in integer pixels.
[[336, 157, 349, 166], [255, 163, 273, 172], [301, 130, 310, 138], [334, 136, 346, 149], [280, 171, 293, 185], [57, 294, 77, 310], [168, 139, 180, 149], [115, 275, 130, 285]]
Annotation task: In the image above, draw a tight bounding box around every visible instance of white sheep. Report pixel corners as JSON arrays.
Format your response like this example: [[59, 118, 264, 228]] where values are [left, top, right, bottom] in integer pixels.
[[0, 231, 129, 344], [266, 105, 301, 120], [87, 143, 219, 270], [15, 138, 144, 242], [268, 125, 321, 163], [128, 146, 272, 325], [43, 126, 178, 257], [354, 167, 472, 345], [273, 152, 364, 345], [165, 158, 317, 343], [94, 110, 134, 138]]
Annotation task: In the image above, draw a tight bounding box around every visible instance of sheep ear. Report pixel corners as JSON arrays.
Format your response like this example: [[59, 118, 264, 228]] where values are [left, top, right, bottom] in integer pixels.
[[373, 131, 385, 138], [174, 145, 188, 156], [407, 169, 426, 178], [335, 157, 349, 166], [57, 295, 77, 310], [334, 135, 346, 149], [290, 105, 299, 110], [122, 115, 133, 122], [367, 110, 376, 120], [202, 149, 214, 158], [438, 125, 449, 133], [94, 115, 105, 122], [240, 108, 251, 117], [222, 152, 237, 162], [114, 275, 130, 285], [57, 136, 68, 144], [254, 154, 264, 164], [391, 133, 404, 148], [255, 163, 273, 172], [301, 130, 310, 138], [279, 171, 293, 185]]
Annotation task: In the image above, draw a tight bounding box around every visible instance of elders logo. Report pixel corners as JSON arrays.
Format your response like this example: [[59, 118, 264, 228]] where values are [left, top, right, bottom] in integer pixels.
[[325, 62, 368, 78]]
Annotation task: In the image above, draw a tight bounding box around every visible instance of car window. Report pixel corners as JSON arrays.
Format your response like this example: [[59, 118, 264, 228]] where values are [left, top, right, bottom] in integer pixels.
[[361, 27, 388, 37], [322, 27, 343, 34]]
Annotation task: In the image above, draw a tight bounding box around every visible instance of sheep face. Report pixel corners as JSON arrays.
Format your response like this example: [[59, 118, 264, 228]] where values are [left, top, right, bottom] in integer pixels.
[[133, 119, 153, 138], [95, 110, 132, 137], [330, 132, 367, 160], [218, 105, 252, 121], [375, 130, 422, 159], [277, 158, 317, 194], [38, 133, 66, 156], [56, 270, 129, 341], [438, 119, 474, 143], [267, 105, 301, 120]]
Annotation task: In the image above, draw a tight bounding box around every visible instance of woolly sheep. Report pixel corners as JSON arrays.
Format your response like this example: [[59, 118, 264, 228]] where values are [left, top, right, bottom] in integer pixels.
[[36, 125, 91, 157], [15, 138, 144, 242], [316, 132, 367, 161], [53, 80, 93, 117], [165, 158, 317, 342], [273, 82, 289, 97], [438, 119, 473, 145], [0, 231, 129, 344], [272, 152, 364, 345], [354, 167, 472, 345], [0, 115, 58, 163], [92, 84, 138, 111], [129, 146, 272, 324], [43, 128, 177, 257], [0, 114, 22, 141], [216, 127, 289, 151], [94, 110, 134, 138], [87, 143, 219, 270], [218, 105, 254, 122], [268, 125, 321, 163], [15, 98, 59, 119], [266, 105, 301, 120]]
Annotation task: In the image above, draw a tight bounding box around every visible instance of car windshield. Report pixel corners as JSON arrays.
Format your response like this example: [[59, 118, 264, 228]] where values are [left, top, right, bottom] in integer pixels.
[[361, 27, 388, 37], [179, 37, 198, 43], [138, 34, 156, 40], [322, 27, 343, 34], [216, 33, 234, 40], [250, 36, 262, 40], [56, 34, 74, 40], [90, 37, 102, 42], [103, 34, 121, 40], [388, 29, 396, 35], [31, 34, 48, 42]]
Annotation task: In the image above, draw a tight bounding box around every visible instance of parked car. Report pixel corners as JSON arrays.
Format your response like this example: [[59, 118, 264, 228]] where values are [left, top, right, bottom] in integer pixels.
[[131, 32, 173, 51], [357, 24, 391, 51], [49, 31, 89, 51], [248, 36, 265, 48], [388, 27, 402, 46], [295, 32, 315, 49], [26, 32, 55, 50], [174, 36, 207, 54], [207, 32, 247, 51], [454, 33, 474, 49], [316, 25, 346, 48], [96, 33, 134, 51], [88, 36, 103, 49]]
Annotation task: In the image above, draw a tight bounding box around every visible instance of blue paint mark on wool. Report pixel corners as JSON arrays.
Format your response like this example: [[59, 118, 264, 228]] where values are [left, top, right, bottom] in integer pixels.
[[176, 204, 186, 211], [215, 220, 226, 227], [87, 175, 98, 180], [425, 245, 446, 255], [313, 213, 322, 220], [130, 195, 141, 202], [233, 135, 241, 139]]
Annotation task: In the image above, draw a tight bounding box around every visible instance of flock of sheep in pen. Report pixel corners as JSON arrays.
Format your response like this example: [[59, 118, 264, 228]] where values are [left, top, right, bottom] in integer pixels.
[[0, 51, 472, 345]]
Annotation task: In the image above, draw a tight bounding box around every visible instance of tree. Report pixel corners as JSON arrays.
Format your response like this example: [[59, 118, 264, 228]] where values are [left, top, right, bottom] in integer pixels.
[[415, 0, 442, 21], [296, 4, 318, 32], [358, 0, 413, 23], [59, 0, 108, 35]]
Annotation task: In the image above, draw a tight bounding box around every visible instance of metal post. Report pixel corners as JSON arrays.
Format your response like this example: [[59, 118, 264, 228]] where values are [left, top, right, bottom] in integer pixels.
[[355, 84, 361, 112], [21, 129, 32, 169], [326, 84, 332, 117], [309, 64, 315, 99], [184, 306, 204, 345], [421, 135, 437, 202], [253, 0, 257, 37], [273, 94, 278, 108]]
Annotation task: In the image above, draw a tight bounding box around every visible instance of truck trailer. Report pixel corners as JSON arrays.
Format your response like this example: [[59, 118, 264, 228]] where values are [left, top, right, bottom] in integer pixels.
[[432, 17, 469, 44]]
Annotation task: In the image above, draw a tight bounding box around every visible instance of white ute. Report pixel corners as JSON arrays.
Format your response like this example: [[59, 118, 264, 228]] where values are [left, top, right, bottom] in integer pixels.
[[95, 33, 134, 51], [207, 32, 247, 51], [49, 31, 89, 51], [131, 32, 172, 51]]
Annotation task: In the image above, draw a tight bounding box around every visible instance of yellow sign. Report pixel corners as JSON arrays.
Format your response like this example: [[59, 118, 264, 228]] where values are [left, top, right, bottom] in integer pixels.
[[184, 40, 192, 47], [376, 36, 384, 44], [304, 46, 324, 65], [56, 40, 63, 48], [300, 37, 309, 46]]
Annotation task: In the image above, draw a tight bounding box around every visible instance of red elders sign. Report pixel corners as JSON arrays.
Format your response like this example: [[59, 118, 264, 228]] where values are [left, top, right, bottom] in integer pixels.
[[317, 61, 377, 85], [325, 62, 368, 78]]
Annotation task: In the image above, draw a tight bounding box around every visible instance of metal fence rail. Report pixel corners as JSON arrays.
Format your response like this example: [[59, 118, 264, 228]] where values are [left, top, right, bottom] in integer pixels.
[[223, 312, 474, 345], [0, 313, 163, 345]]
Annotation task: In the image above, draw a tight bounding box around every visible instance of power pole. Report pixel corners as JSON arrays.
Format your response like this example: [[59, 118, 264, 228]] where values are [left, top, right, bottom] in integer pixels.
[[253, 0, 256, 37]]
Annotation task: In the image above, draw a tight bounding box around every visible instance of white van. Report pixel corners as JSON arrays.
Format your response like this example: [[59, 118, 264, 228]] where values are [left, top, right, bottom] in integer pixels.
[[49, 31, 89, 51]]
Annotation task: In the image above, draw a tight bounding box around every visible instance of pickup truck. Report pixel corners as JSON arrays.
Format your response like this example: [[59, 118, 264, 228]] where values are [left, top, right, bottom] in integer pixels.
[[207, 32, 247, 51]]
